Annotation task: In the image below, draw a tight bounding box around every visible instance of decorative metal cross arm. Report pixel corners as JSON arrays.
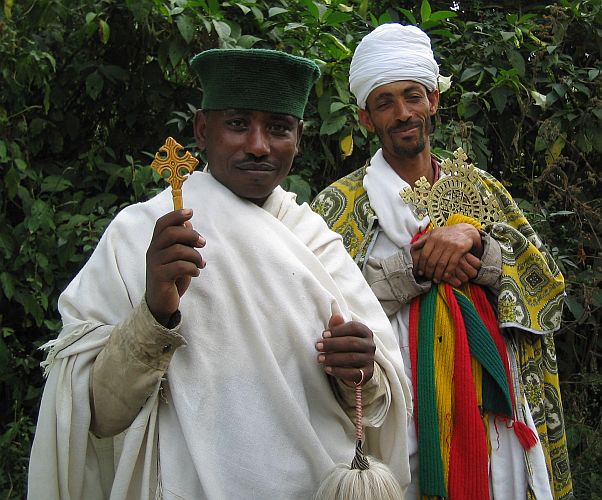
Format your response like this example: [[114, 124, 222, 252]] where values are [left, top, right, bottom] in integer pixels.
[[151, 137, 199, 210]]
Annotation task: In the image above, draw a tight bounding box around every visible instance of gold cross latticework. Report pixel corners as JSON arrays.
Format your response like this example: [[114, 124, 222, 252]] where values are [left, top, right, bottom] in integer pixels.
[[151, 137, 199, 210], [399, 147, 503, 227]]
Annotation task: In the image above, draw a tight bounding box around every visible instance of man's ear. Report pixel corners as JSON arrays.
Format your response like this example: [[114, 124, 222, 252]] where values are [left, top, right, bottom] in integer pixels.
[[295, 120, 304, 154], [193, 110, 207, 150], [428, 89, 440, 116], [358, 108, 375, 133]]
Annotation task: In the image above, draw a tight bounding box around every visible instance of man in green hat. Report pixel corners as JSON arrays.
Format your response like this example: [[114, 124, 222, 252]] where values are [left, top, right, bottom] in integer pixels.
[[28, 49, 411, 499]]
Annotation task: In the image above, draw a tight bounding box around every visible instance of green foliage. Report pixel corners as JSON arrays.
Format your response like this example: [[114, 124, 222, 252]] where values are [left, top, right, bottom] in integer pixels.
[[0, 0, 600, 497]]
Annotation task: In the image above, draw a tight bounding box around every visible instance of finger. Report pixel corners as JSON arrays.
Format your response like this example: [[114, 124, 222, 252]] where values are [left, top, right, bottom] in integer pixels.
[[423, 245, 445, 281], [415, 239, 434, 277], [464, 253, 482, 270], [453, 267, 470, 284], [152, 225, 205, 251], [324, 320, 372, 339], [458, 257, 479, 280], [153, 244, 205, 270], [327, 313, 345, 330], [153, 209, 194, 235], [316, 335, 374, 355], [324, 365, 373, 384], [156, 260, 203, 282]]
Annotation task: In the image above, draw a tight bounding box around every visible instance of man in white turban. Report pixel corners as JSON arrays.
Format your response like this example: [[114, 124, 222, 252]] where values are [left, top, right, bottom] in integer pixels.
[[312, 23, 572, 500]]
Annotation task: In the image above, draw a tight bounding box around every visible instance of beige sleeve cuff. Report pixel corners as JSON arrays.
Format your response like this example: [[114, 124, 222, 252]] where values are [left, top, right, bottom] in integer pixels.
[[90, 298, 186, 438], [332, 362, 390, 426], [364, 246, 431, 317], [472, 233, 502, 293]]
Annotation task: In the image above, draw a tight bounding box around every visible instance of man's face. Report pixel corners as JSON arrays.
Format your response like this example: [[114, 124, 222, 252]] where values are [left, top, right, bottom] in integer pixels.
[[359, 81, 439, 160], [194, 109, 303, 205]]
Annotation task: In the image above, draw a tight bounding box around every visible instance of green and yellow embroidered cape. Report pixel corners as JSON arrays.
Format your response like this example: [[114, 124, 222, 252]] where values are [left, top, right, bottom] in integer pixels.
[[311, 163, 573, 499]]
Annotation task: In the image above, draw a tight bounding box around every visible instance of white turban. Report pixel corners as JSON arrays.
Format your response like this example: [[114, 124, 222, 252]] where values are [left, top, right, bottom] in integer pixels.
[[349, 24, 439, 109]]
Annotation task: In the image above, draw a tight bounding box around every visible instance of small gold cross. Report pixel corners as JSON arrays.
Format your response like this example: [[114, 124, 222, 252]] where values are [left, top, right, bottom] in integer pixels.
[[151, 137, 199, 210]]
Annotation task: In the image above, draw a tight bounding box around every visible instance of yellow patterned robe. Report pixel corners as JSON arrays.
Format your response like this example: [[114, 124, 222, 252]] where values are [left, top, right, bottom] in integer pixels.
[[311, 162, 573, 499]]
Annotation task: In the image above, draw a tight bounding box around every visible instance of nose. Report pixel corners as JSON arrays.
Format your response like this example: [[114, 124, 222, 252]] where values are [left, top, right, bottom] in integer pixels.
[[393, 99, 412, 122], [245, 124, 270, 158]]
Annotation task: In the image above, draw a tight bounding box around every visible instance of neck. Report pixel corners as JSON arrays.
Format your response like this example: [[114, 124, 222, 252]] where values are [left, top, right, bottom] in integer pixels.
[[382, 145, 434, 187]]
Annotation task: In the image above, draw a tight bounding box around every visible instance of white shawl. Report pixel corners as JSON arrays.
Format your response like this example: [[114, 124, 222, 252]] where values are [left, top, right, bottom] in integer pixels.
[[28, 172, 411, 499]]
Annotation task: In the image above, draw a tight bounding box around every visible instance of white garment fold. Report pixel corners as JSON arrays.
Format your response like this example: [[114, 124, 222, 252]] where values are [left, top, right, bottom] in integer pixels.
[[29, 172, 411, 500]]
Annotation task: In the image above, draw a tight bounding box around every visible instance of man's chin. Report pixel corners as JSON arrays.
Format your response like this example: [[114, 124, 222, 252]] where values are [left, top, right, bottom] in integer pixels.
[[393, 143, 426, 158]]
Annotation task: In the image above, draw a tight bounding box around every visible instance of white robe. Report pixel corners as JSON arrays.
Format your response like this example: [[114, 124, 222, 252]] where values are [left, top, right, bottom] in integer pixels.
[[28, 172, 412, 500]]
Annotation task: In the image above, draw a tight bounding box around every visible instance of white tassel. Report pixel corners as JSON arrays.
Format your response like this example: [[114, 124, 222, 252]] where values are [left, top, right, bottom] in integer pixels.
[[315, 369, 404, 500], [315, 457, 404, 499]]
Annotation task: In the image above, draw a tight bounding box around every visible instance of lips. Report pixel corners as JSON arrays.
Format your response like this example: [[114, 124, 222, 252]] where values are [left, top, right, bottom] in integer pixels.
[[236, 162, 277, 171], [389, 122, 421, 135]]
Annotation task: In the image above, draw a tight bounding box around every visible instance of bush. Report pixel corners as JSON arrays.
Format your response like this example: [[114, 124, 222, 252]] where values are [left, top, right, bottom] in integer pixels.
[[1, 0, 600, 497]]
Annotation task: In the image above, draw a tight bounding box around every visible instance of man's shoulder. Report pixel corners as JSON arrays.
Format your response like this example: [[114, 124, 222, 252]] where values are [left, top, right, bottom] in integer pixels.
[[310, 164, 374, 243], [311, 164, 369, 212]]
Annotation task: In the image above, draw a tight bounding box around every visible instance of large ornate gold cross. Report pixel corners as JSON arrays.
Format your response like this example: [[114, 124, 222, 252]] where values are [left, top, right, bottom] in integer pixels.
[[151, 137, 199, 210], [399, 147, 503, 227]]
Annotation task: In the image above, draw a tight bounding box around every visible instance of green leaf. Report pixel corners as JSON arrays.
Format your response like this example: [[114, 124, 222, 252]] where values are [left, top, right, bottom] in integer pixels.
[[491, 86, 511, 114], [460, 67, 482, 82], [398, 8, 416, 24], [250, 6, 264, 22], [320, 114, 347, 135], [501, 31, 516, 42], [358, 0, 368, 18], [41, 176, 73, 193], [300, 0, 319, 19], [506, 49, 525, 77], [572, 82, 591, 97], [14, 158, 27, 171], [281, 175, 312, 204], [85, 71, 104, 100], [319, 33, 351, 59], [237, 35, 262, 49], [99, 19, 110, 44], [565, 295, 586, 322], [99, 65, 129, 82], [0, 272, 14, 300], [378, 11, 393, 24], [236, 3, 251, 15], [324, 11, 353, 26], [168, 39, 186, 67], [207, 0, 220, 15], [420, 0, 431, 22], [213, 20, 231, 40], [552, 84, 566, 97], [330, 102, 346, 112], [592, 108, 602, 122], [268, 7, 288, 17], [176, 14, 195, 43], [588, 68, 600, 81], [0, 338, 9, 372], [427, 11, 457, 22]]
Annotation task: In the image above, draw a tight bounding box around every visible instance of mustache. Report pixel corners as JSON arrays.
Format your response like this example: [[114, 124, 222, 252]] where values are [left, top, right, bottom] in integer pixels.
[[388, 119, 422, 134]]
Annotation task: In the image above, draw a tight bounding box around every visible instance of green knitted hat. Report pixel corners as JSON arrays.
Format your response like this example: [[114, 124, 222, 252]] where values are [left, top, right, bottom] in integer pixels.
[[190, 49, 321, 119]]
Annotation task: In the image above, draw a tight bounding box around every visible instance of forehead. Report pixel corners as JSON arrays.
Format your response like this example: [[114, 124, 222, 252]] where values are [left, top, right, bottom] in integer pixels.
[[367, 81, 428, 102], [208, 108, 298, 122]]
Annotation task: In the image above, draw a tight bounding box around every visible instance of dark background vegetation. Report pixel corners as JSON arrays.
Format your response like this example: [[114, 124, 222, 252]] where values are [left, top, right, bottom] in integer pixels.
[[1, 0, 600, 497]]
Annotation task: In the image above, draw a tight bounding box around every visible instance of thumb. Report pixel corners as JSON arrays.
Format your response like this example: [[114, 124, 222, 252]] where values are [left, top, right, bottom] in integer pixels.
[[328, 313, 346, 329]]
